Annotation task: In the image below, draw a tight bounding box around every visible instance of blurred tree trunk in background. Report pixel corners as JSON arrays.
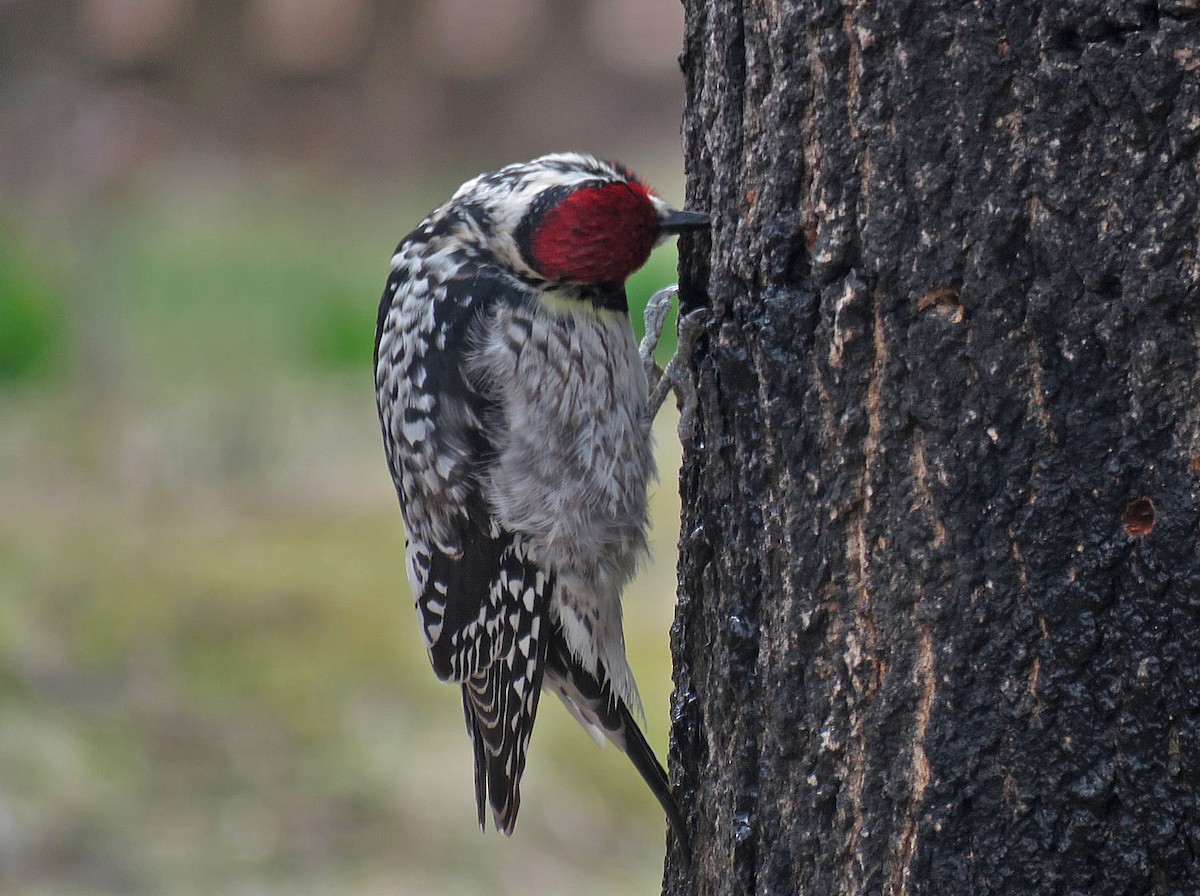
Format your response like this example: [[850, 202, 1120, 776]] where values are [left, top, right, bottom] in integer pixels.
[[666, 2, 1200, 894]]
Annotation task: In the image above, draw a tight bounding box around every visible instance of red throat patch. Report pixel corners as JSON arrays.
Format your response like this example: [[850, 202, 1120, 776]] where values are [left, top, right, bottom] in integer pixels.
[[530, 181, 658, 283]]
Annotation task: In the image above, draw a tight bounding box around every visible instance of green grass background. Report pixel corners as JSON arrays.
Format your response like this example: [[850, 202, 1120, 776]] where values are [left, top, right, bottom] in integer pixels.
[[0, 166, 686, 895]]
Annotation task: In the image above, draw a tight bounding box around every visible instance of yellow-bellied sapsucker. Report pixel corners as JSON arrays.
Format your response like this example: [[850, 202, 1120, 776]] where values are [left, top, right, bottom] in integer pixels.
[[373, 153, 707, 848]]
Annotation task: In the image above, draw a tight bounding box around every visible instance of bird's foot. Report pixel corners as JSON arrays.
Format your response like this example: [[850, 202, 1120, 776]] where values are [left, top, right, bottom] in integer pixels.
[[640, 284, 708, 441]]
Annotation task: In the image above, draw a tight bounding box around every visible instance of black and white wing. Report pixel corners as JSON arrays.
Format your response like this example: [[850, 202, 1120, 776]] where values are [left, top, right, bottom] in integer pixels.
[[375, 245, 552, 832]]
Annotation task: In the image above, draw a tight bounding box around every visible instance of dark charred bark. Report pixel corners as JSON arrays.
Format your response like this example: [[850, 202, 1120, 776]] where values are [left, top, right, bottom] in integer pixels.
[[666, 2, 1200, 894]]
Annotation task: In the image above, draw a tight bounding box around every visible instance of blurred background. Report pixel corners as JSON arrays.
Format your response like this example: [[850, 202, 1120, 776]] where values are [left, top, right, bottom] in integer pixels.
[[0, 1, 691, 893]]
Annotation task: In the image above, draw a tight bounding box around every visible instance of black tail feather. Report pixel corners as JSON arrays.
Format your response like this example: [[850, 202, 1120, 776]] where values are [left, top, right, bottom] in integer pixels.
[[456, 577, 689, 855], [616, 699, 691, 858], [544, 635, 691, 860]]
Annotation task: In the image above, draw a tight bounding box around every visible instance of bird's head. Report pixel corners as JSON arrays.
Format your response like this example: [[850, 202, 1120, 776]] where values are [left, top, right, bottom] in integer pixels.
[[449, 153, 708, 289]]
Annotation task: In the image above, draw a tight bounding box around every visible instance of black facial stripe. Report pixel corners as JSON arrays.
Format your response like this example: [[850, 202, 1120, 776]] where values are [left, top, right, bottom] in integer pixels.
[[513, 184, 573, 272]]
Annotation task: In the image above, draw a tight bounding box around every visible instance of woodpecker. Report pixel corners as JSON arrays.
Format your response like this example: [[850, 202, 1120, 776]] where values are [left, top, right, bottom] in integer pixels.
[[373, 153, 707, 849]]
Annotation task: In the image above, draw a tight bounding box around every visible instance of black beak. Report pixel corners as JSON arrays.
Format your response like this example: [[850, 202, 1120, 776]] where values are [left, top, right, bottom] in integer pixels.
[[658, 208, 710, 234]]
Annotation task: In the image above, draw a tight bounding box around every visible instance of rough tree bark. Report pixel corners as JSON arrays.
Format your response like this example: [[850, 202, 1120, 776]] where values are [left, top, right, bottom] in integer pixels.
[[666, 2, 1200, 894]]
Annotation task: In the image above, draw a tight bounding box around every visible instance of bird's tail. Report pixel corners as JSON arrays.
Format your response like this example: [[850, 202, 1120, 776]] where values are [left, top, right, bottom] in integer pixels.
[[459, 601, 690, 856], [544, 635, 690, 857]]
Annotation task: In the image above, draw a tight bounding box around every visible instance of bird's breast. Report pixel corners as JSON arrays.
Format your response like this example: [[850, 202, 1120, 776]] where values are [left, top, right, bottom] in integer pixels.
[[472, 299, 655, 579]]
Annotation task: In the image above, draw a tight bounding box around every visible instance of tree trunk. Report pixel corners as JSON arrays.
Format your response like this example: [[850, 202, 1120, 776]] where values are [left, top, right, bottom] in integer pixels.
[[666, 2, 1200, 894]]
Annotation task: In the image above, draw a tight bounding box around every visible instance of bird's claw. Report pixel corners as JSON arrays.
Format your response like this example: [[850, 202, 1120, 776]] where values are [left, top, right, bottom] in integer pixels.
[[640, 284, 708, 441]]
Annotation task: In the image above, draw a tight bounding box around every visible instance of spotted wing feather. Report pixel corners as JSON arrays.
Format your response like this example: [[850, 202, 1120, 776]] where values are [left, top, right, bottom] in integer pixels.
[[375, 254, 521, 680], [376, 246, 553, 830], [460, 539, 552, 833]]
